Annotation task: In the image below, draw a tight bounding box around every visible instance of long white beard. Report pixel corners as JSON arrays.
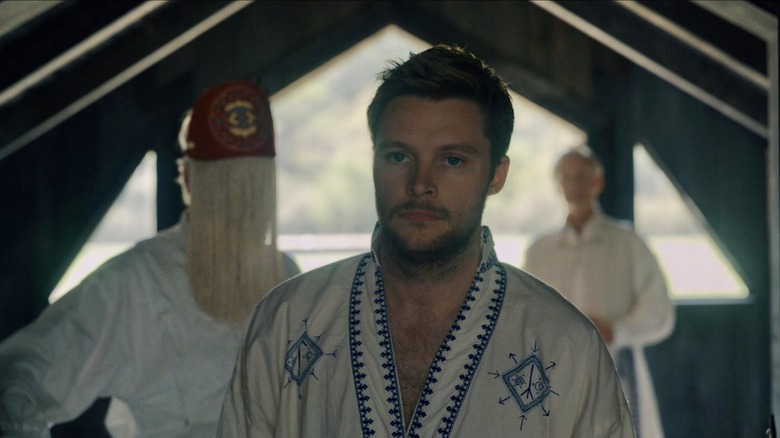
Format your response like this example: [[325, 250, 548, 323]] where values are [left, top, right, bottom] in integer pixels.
[[186, 157, 282, 325]]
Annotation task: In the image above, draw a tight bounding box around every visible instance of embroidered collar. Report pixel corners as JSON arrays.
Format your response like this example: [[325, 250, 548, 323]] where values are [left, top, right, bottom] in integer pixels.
[[349, 226, 506, 437]]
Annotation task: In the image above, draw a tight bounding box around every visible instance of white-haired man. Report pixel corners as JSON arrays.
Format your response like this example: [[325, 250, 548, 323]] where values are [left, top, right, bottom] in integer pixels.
[[524, 145, 675, 438]]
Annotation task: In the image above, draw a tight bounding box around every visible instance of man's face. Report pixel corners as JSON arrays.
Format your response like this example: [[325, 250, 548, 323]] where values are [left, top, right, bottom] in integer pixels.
[[555, 155, 603, 212], [373, 96, 509, 261]]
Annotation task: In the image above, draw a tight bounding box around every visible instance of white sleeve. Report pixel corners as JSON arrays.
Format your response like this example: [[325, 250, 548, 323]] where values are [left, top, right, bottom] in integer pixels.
[[0, 266, 133, 436], [579, 329, 636, 438], [611, 234, 675, 348], [217, 299, 283, 438]]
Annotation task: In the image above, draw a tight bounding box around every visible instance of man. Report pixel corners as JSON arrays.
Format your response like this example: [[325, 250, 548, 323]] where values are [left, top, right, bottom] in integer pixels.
[[524, 145, 675, 438], [218, 45, 633, 437], [0, 80, 300, 437]]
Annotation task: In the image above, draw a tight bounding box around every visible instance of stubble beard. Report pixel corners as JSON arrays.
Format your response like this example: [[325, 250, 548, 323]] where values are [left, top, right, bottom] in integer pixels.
[[376, 195, 487, 270]]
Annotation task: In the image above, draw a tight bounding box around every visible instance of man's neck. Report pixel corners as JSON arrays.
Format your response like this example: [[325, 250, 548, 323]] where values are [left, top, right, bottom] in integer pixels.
[[377, 232, 482, 306], [567, 207, 596, 235]]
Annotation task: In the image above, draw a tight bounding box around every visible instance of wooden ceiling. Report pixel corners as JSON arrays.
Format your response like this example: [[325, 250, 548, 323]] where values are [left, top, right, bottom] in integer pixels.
[[0, 0, 774, 162]]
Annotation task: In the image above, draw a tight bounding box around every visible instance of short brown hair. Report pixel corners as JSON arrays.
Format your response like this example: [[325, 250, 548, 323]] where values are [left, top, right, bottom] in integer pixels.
[[367, 44, 514, 171]]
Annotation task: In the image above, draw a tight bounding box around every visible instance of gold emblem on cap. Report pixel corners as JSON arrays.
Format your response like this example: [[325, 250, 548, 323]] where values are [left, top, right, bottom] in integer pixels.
[[225, 100, 257, 138]]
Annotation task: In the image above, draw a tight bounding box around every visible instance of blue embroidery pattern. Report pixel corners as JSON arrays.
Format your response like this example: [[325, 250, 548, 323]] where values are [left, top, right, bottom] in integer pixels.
[[284, 319, 336, 398], [503, 354, 550, 413], [434, 263, 506, 436], [349, 228, 506, 438], [349, 255, 377, 437], [491, 340, 558, 431], [285, 331, 323, 385], [372, 266, 407, 437]]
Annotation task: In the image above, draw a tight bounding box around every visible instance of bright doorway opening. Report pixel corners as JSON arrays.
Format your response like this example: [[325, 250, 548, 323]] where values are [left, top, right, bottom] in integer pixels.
[[633, 143, 748, 300]]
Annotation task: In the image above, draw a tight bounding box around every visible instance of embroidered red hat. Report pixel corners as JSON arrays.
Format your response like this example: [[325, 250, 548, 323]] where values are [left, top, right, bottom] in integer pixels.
[[181, 80, 275, 160]]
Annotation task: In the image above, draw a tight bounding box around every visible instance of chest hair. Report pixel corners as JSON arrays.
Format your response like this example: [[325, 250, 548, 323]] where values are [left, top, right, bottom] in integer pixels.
[[390, 310, 454, 428]]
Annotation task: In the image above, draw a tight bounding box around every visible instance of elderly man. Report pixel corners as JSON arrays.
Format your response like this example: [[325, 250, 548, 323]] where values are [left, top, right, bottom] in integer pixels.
[[524, 145, 675, 438]]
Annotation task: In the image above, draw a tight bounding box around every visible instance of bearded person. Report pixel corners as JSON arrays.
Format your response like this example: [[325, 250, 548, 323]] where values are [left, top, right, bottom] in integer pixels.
[[0, 80, 300, 438], [218, 45, 633, 438]]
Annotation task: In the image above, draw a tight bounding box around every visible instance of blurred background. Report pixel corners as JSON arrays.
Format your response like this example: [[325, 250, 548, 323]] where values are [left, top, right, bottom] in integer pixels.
[[0, 1, 776, 436]]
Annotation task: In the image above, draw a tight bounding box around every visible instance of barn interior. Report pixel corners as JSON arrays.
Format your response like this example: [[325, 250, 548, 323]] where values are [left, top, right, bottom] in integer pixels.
[[0, 1, 777, 436]]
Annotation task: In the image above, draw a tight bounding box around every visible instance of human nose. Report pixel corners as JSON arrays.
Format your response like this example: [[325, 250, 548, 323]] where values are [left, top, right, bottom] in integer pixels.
[[407, 163, 437, 197], [561, 175, 583, 188], [561, 178, 577, 191]]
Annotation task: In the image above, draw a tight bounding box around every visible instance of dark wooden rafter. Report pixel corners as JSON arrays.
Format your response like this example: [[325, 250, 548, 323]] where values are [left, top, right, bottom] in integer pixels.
[[0, 0, 773, 160], [530, 0, 771, 139], [0, 0, 251, 162]]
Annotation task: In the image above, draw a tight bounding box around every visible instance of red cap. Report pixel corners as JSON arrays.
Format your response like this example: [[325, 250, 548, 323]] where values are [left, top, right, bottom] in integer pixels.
[[182, 80, 275, 160]]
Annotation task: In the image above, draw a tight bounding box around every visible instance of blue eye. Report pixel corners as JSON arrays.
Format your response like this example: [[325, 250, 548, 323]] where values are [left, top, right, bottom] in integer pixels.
[[389, 152, 407, 163], [444, 156, 463, 166]]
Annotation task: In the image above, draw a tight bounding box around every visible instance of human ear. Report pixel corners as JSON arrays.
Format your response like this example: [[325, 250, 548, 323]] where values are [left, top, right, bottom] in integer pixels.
[[487, 155, 510, 196]]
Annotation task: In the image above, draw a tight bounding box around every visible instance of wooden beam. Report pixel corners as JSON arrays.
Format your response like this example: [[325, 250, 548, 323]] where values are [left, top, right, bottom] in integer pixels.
[[0, 1, 252, 163], [530, 0, 768, 138]]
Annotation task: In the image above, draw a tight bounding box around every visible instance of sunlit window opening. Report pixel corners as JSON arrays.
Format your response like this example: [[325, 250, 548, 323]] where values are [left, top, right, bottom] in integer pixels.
[[49, 152, 157, 303], [273, 25, 584, 271], [633, 143, 748, 300]]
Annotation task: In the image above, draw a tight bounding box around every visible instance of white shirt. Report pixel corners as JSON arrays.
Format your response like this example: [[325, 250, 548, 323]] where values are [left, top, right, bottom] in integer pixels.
[[0, 217, 299, 438], [524, 212, 674, 438], [218, 226, 634, 437]]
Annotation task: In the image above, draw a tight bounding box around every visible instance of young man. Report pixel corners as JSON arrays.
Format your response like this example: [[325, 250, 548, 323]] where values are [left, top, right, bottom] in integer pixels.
[[218, 45, 634, 437], [0, 81, 300, 437], [524, 146, 675, 438]]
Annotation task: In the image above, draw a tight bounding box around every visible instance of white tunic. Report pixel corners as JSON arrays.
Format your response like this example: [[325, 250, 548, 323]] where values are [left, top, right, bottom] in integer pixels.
[[219, 227, 634, 437], [524, 213, 674, 438], [0, 218, 299, 438]]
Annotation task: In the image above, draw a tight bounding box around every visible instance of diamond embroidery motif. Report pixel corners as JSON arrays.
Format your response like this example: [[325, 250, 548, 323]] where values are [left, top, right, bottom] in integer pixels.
[[285, 332, 324, 385], [502, 355, 550, 413]]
